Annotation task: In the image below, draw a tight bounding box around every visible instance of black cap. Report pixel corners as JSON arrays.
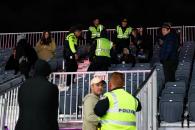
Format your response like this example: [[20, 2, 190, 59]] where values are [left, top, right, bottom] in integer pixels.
[[162, 22, 172, 29]]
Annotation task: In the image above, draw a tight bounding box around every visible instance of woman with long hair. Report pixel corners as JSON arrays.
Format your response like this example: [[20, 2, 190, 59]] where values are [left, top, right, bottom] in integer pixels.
[[35, 31, 56, 62]]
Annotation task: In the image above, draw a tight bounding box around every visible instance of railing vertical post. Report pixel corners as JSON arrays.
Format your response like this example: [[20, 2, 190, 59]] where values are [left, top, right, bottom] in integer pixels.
[[2, 98, 7, 130], [152, 70, 158, 130]]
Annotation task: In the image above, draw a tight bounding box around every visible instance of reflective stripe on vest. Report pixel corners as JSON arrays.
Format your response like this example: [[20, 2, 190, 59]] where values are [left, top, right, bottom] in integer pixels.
[[101, 120, 136, 126], [89, 25, 104, 38], [117, 26, 132, 39], [100, 89, 137, 130], [95, 38, 111, 57], [107, 92, 136, 115]]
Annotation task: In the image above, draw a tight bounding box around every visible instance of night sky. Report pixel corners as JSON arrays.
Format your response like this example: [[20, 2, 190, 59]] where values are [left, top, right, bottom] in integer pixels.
[[0, 0, 195, 32]]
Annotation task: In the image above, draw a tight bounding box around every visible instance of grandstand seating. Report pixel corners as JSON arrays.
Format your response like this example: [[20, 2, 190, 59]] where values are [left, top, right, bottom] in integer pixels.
[[158, 42, 195, 127]]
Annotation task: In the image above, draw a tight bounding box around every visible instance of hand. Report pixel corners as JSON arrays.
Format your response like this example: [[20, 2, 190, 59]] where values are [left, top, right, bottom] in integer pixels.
[[75, 54, 78, 60]]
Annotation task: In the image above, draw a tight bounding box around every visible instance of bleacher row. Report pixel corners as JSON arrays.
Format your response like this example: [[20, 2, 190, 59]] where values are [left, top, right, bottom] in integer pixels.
[[157, 42, 195, 127]]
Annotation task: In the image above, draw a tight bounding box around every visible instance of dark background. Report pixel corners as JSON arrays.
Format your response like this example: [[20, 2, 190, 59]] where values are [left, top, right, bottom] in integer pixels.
[[0, 0, 195, 32]]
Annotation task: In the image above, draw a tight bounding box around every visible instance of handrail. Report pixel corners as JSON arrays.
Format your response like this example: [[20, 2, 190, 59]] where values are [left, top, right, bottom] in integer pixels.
[[134, 67, 156, 96]]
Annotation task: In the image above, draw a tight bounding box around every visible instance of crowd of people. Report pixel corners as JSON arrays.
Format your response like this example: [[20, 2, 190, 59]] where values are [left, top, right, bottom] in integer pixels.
[[5, 18, 154, 80], [2, 18, 181, 130]]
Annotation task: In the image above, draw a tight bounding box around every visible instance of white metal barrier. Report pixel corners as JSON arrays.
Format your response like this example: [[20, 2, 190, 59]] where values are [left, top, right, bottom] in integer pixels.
[[0, 69, 157, 130], [0, 29, 115, 49], [1, 25, 195, 49], [49, 69, 158, 130], [0, 86, 20, 130], [136, 68, 158, 130]]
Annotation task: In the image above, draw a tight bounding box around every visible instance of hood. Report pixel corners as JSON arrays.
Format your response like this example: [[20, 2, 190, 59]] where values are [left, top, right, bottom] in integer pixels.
[[34, 59, 51, 77]]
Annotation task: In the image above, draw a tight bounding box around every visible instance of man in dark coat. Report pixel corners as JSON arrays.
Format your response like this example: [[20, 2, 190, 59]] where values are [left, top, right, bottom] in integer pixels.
[[15, 59, 59, 130], [159, 23, 179, 83]]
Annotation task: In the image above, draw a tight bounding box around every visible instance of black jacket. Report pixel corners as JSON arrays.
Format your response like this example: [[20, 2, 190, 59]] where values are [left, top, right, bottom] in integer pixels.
[[159, 32, 179, 62], [15, 59, 59, 130]]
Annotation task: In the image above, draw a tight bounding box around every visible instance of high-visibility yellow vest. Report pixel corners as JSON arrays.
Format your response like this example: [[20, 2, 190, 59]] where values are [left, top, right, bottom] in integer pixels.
[[89, 24, 104, 39], [95, 38, 112, 58], [116, 25, 132, 39], [66, 33, 78, 53], [100, 89, 138, 130]]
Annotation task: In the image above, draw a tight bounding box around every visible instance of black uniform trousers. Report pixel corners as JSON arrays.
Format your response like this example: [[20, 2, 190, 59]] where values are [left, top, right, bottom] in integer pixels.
[[65, 58, 78, 86]]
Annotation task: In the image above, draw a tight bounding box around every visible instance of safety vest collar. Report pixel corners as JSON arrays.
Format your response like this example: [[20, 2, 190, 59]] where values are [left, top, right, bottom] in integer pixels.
[[100, 120, 136, 126]]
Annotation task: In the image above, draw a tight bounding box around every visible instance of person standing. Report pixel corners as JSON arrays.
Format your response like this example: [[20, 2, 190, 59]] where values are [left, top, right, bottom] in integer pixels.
[[115, 18, 132, 54], [63, 26, 82, 86], [82, 76, 105, 130], [15, 59, 59, 130], [160, 23, 179, 83], [87, 18, 105, 44], [94, 72, 141, 130], [35, 31, 56, 62], [87, 30, 113, 71]]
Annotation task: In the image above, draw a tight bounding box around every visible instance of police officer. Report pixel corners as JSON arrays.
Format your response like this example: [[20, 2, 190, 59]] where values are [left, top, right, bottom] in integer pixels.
[[63, 26, 82, 86], [87, 30, 112, 71], [87, 18, 105, 44], [94, 72, 141, 130], [115, 18, 132, 54]]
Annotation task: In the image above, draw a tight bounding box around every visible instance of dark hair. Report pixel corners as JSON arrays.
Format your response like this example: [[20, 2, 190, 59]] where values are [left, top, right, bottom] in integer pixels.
[[69, 25, 82, 33], [41, 31, 52, 45], [161, 22, 172, 30]]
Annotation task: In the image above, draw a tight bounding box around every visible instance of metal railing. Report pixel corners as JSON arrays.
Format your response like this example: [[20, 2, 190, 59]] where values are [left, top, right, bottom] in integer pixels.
[[0, 77, 24, 130], [0, 69, 158, 130], [135, 68, 158, 130], [49, 69, 158, 130], [1, 25, 195, 49], [0, 29, 115, 49]]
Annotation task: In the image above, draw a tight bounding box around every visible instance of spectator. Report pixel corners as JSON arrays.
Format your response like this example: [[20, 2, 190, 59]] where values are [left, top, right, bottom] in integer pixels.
[[35, 31, 56, 62], [82, 76, 105, 130], [5, 48, 19, 74], [94, 72, 141, 130], [87, 30, 113, 71], [160, 23, 179, 83], [110, 44, 120, 64], [15, 34, 38, 78], [137, 27, 153, 62], [120, 48, 136, 67], [129, 29, 138, 57], [15, 59, 59, 130]]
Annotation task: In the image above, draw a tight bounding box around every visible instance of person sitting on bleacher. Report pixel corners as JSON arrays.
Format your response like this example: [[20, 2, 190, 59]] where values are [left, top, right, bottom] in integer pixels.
[[120, 48, 136, 67], [137, 27, 153, 62], [14, 34, 37, 78], [5, 48, 19, 74]]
